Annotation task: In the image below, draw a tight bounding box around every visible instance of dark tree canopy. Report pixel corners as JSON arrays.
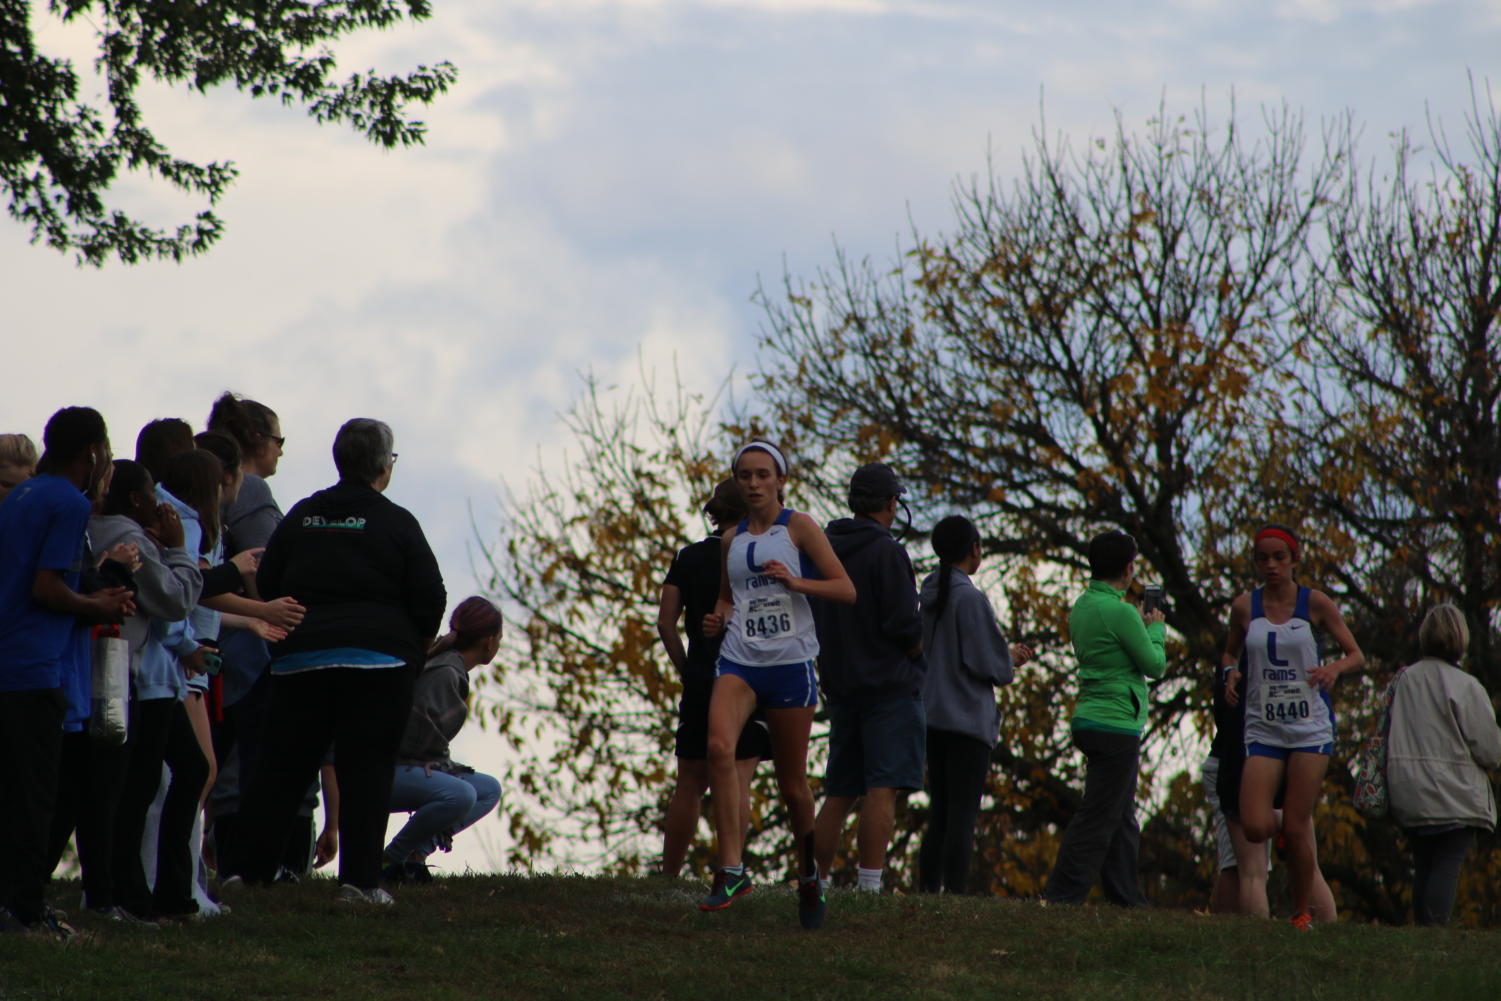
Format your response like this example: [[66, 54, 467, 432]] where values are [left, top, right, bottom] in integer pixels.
[[747, 92, 1501, 920], [0, 0, 456, 265], [479, 90, 1501, 923]]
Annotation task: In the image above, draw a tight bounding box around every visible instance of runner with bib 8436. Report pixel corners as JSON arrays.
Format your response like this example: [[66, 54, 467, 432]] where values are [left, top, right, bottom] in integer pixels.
[[696, 440, 855, 929]]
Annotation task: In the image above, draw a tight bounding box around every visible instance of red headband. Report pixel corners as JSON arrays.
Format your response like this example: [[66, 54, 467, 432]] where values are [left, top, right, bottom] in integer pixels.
[[1254, 527, 1299, 559]]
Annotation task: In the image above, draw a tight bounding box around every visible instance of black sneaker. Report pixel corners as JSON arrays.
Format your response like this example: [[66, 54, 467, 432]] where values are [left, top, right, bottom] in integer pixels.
[[698, 868, 754, 911], [797, 877, 826, 930], [382, 859, 433, 884]]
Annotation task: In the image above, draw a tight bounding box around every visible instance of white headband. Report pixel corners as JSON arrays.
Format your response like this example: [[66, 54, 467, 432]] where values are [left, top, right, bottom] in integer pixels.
[[733, 441, 787, 475]]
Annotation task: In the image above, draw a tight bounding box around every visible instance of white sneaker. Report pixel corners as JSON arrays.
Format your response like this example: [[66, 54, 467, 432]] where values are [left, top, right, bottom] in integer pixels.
[[196, 899, 231, 918], [337, 884, 395, 907]]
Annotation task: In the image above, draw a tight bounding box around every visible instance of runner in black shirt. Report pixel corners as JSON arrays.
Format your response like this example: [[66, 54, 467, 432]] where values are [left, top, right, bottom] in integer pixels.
[[656, 480, 771, 877]]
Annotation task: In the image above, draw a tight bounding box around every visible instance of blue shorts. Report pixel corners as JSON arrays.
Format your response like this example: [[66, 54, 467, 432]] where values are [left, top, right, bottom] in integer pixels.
[[824, 694, 926, 796], [1246, 741, 1333, 760], [715, 657, 819, 709]]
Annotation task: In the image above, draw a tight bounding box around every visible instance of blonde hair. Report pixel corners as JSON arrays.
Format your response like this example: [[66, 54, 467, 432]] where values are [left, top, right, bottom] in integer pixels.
[[0, 433, 38, 471], [0, 434, 38, 490], [1418, 603, 1469, 664]]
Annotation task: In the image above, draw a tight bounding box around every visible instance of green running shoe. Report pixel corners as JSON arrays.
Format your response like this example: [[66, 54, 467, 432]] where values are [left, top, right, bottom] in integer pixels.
[[797, 877, 826, 930], [699, 868, 754, 911]]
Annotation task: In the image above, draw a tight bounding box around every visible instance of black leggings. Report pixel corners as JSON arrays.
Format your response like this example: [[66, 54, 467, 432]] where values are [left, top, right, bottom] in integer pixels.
[[1410, 827, 1476, 926], [919, 728, 993, 894], [235, 665, 414, 891], [113, 698, 210, 918], [48, 729, 131, 909]]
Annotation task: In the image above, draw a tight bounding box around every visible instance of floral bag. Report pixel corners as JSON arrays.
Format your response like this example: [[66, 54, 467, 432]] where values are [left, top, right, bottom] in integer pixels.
[[1351, 671, 1403, 819]]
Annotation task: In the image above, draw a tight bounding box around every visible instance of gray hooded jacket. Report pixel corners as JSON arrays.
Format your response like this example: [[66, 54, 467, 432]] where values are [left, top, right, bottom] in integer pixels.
[[89, 514, 202, 699], [919, 567, 1015, 747], [397, 649, 471, 769]]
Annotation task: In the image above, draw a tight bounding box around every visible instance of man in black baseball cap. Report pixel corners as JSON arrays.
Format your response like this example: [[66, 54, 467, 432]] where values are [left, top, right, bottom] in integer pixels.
[[809, 462, 926, 897]]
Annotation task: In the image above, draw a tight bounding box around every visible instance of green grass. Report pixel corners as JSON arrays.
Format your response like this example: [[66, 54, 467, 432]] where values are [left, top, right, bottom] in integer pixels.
[[2, 875, 1498, 1001]]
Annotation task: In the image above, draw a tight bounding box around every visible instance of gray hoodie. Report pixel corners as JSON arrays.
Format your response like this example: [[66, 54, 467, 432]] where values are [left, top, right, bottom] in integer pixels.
[[397, 650, 470, 769], [919, 567, 1015, 747], [89, 514, 202, 700]]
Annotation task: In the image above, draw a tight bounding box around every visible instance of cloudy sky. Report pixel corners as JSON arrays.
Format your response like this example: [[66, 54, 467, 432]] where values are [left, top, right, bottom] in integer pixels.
[[6, 0, 1497, 872]]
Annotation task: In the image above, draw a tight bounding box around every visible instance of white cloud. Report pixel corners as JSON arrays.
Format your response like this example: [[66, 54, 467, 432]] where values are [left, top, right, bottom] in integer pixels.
[[1270, 0, 1439, 19]]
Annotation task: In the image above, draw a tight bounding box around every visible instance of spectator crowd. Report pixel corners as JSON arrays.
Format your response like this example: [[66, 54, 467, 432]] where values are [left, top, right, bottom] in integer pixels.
[[2, 407, 1496, 940], [0, 398, 499, 936]]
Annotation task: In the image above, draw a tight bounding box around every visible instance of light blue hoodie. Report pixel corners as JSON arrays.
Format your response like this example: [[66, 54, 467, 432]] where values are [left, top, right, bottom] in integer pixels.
[[161, 485, 222, 695]]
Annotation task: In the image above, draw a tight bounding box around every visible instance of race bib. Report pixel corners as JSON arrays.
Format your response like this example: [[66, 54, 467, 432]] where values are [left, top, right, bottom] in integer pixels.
[[1261, 681, 1314, 724], [742, 592, 796, 647]]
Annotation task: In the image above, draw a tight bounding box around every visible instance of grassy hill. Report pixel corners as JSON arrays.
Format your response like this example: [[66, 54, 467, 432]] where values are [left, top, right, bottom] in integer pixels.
[[1, 875, 1497, 1001]]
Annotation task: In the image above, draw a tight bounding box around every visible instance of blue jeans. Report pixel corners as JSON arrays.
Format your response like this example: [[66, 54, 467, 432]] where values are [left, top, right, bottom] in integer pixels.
[[385, 765, 501, 861]]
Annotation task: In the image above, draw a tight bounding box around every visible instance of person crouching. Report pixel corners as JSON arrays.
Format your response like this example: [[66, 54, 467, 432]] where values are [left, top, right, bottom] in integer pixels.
[[382, 597, 503, 882]]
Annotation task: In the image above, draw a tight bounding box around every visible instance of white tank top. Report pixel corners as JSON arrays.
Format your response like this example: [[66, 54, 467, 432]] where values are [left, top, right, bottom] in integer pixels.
[[1241, 586, 1334, 749], [718, 508, 820, 667]]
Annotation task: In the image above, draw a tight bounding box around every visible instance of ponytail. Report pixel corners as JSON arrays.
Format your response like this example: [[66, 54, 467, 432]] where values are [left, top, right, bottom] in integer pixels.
[[927, 515, 980, 621], [429, 595, 503, 657], [930, 558, 955, 621], [207, 391, 278, 456], [703, 478, 747, 528]]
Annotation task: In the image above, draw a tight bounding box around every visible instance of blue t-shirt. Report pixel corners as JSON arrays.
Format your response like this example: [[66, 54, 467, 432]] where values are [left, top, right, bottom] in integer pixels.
[[0, 473, 92, 692]]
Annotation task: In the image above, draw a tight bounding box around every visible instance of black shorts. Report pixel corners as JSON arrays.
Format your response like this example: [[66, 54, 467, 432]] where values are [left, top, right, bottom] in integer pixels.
[[823, 693, 926, 796], [675, 690, 773, 762], [1215, 749, 1286, 821]]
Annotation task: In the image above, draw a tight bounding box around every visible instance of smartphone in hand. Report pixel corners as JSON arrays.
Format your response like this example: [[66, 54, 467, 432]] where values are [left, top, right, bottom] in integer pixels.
[[1142, 585, 1166, 615]]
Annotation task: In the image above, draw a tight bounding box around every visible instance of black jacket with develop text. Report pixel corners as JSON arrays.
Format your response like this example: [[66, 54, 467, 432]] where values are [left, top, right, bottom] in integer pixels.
[[257, 480, 446, 668]]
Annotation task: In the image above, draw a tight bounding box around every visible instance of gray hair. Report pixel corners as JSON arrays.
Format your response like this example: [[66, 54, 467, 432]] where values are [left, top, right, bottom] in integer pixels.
[[1418, 603, 1469, 664], [332, 418, 395, 485]]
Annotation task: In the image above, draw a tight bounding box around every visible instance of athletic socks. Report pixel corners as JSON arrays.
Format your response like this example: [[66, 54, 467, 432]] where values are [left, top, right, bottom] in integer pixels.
[[856, 866, 883, 893], [722, 864, 745, 878]]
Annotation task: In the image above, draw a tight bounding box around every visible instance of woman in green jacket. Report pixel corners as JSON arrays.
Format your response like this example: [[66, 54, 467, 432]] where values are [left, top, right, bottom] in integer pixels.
[[1043, 530, 1165, 906]]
